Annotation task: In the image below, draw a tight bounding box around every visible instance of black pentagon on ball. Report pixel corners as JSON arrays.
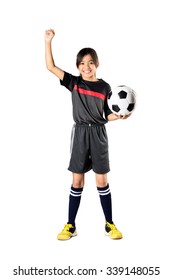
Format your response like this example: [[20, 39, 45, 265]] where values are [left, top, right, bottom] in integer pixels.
[[127, 103, 135, 112], [118, 90, 127, 99], [112, 104, 120, 112]]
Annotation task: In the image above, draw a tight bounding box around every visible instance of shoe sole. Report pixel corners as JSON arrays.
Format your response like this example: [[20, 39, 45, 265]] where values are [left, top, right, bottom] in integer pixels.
[[105, 231, 123, 239], [57, 231, 77, 241]]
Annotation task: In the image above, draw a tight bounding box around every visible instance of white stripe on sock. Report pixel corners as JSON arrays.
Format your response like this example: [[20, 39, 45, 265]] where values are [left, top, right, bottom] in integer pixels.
[[98, 189, 110, 196], [70, 190, 82, 197]]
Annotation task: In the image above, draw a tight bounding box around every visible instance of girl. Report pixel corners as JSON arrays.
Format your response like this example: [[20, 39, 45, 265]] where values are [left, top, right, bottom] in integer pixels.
[[45, 29, 130, 240]]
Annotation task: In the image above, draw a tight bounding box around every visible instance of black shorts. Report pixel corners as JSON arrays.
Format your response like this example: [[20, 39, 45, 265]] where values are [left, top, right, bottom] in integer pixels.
[[68, 123, 110, 174]]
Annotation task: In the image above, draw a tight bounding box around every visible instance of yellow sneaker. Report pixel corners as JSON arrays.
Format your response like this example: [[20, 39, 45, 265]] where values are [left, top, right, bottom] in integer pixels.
[[105, 222, 123, 239], [57, 224, 77, 240]]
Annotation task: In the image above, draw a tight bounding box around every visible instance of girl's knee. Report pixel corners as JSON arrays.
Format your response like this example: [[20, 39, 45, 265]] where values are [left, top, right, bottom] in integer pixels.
[[72, 173, 85, 188], [96, 173, 108, 187]]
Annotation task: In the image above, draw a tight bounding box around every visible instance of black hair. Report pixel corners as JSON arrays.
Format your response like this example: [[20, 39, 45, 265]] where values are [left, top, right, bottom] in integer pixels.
[[76, 48, 99, 68]]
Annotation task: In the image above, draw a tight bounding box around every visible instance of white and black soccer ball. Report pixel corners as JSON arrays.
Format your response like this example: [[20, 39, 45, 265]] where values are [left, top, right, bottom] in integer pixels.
[[109, 85, 136, 115]]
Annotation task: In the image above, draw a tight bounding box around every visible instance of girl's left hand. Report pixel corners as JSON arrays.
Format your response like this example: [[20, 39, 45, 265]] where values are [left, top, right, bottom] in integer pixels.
[[119, 113, 131, 119]]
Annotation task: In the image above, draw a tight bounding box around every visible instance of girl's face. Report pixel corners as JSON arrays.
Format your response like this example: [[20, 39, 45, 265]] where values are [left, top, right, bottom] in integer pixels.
[[77, 54, 98, 81]]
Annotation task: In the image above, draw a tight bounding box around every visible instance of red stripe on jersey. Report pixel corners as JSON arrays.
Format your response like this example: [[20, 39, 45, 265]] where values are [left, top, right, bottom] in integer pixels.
[[73, 85, 106, 100]]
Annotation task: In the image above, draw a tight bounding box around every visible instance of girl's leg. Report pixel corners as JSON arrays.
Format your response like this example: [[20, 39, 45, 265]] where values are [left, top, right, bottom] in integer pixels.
[[68, 173, 85, 226], [95, 173, 108, 187], [57, 173, 84, 240], [96, 173, 113, 224], [96, 173, 123, 239], [72, 172, 85, 188]]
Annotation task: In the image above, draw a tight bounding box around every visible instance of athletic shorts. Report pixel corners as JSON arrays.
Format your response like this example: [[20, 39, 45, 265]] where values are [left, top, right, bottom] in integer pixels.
[[68, 123, 110, 174]]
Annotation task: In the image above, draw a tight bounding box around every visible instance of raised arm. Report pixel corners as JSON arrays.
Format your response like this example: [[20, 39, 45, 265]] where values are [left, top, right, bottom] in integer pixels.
[[45, 29, 64, 81]]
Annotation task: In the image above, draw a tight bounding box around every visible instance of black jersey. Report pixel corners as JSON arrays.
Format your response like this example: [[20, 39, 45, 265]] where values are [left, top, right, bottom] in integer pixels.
[[60, 72, 113, 125]]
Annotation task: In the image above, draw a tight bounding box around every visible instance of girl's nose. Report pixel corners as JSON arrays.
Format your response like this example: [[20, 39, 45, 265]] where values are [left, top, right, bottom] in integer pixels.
[[85, 63, 90, 68]]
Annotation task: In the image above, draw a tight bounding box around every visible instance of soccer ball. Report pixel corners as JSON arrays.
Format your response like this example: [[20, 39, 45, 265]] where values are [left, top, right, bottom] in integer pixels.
[[109, 85, 136, 115]]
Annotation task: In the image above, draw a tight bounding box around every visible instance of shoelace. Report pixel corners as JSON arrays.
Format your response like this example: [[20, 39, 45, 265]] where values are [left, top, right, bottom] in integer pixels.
[[62, 224, 72, 232], [108, 223, 118, 232]]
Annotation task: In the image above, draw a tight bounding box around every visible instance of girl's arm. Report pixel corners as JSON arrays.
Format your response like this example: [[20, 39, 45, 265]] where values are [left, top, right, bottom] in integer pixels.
[[45, 29, 64, 80], [107, 113, 120, 121]]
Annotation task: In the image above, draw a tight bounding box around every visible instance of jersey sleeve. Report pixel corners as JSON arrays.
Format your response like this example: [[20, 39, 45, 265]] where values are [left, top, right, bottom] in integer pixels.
[[104, 85, 113, 118], [60, 72, 76, 92], [104, 98, 113, 118]]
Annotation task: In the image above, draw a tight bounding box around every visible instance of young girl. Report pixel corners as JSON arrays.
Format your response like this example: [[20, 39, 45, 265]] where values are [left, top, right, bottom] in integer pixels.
[[45, 29, 130, 240]]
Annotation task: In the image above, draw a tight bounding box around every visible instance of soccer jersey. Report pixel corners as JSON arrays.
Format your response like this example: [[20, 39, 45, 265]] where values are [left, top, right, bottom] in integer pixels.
[[60, 72, 112, 125]]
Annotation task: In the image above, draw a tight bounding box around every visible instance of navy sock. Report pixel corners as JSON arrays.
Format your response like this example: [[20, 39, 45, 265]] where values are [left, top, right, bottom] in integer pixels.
[[97, 185, 113, 224], [68, 186, 83, 227]]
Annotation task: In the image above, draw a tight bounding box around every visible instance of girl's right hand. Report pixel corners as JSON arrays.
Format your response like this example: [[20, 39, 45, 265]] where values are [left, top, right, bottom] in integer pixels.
[[45, 29, 55, 42]]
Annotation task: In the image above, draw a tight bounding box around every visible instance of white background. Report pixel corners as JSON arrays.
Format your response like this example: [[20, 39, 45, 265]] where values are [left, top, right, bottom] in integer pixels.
[[0, 0, 172, 279]]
